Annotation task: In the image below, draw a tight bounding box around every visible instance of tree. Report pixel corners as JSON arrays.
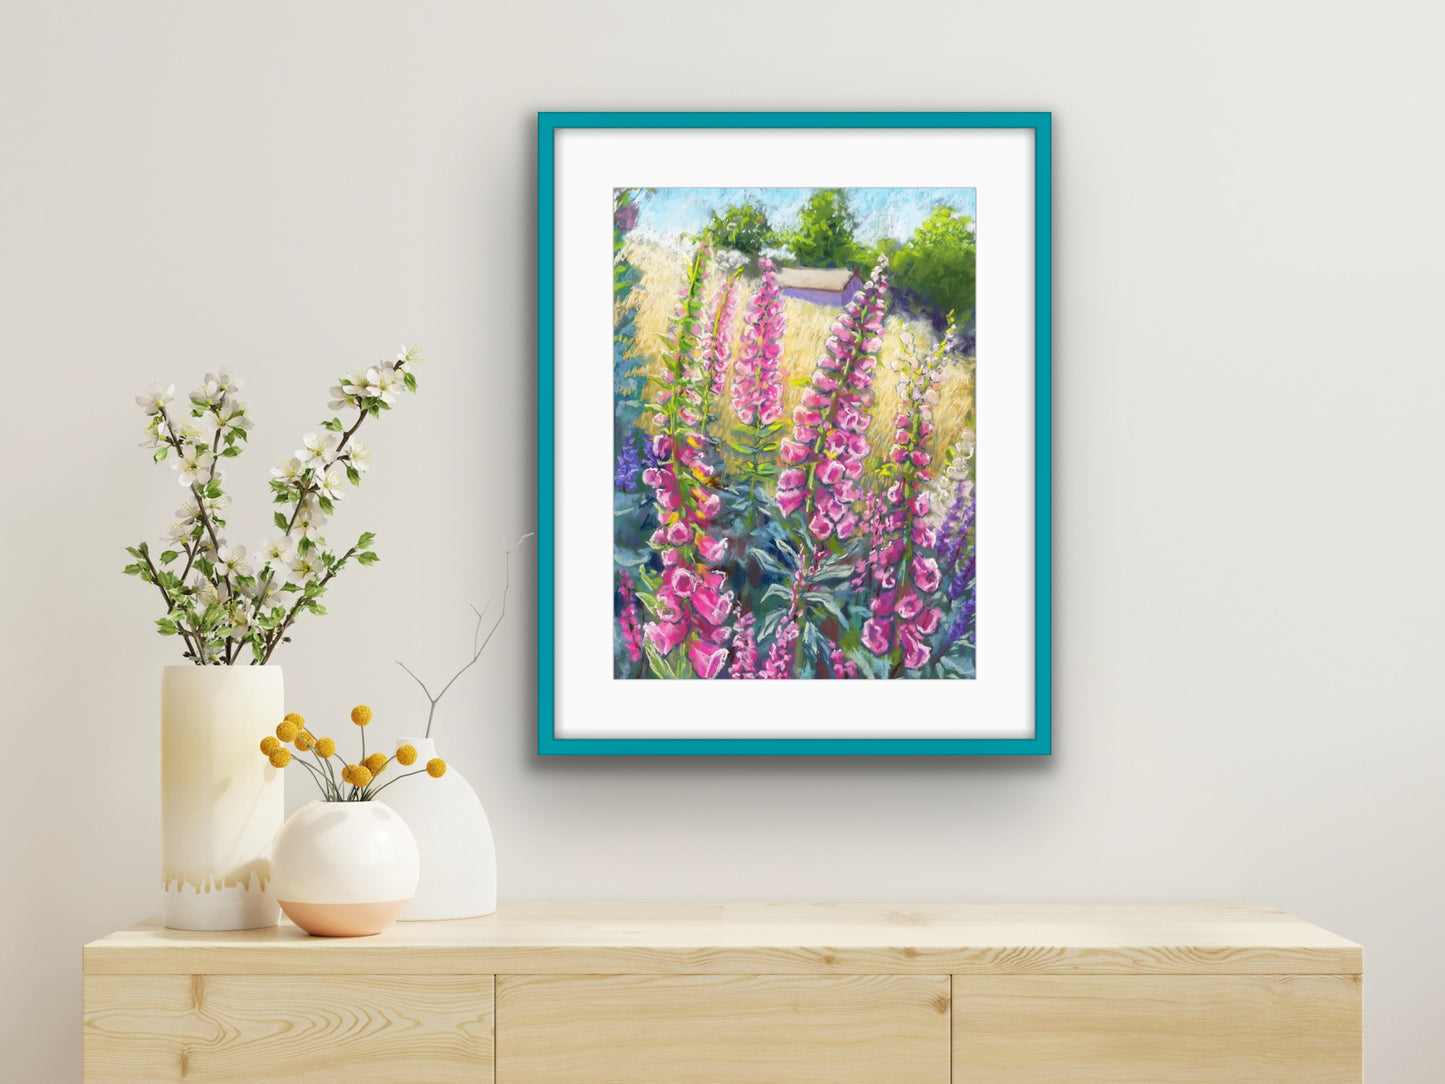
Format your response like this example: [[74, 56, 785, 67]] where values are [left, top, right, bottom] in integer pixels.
[[889, 206, 976, 322], [705, 202, 774, 256], [784, 189, 863, 269]]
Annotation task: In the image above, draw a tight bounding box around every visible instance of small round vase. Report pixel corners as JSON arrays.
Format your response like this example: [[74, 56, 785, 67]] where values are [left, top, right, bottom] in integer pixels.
[[382, 737, 497, 920], [271, 799, 419, 937]]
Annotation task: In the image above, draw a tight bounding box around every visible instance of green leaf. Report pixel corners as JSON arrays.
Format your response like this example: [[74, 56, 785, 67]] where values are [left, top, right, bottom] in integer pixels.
[[355, 551, 379, 566], [356, 531, 376, 549], [220, 446, 242, 458], [346, 466, 360, 486], [322, 418, 345, 432], [152, 447, 168, 463], [274, 512, 288, 531], [402, 371, 417, 392], [317, 495, 335, 516], [159, 550, 179, 565], [122, 563, 143, 576]]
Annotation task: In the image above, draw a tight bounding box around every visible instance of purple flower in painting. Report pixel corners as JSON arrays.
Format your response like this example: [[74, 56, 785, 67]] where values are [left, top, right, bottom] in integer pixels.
[[614, 199, 640, 234], [614, 438, 642, 492]]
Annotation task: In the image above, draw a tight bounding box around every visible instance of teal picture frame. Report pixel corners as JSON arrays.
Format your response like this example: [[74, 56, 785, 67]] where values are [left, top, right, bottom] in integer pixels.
[[538, 111, 1051, 756]]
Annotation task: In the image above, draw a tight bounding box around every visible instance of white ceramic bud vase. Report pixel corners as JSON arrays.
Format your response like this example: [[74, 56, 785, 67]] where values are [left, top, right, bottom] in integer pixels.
[[382, 737, 497, 920], [272, 799, 420, 937], [160, 665, 285, 931]]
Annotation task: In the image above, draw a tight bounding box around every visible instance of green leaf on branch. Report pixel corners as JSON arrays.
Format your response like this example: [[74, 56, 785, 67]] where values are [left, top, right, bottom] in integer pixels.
[[274, 512, 288, 531], [355, 551, 379, 566], [160, 551, 179, 565], [356, 532, 376, 549], [317, 495, 335, 516], [322, 418, 345, 432], [153, 448, 168, 463]]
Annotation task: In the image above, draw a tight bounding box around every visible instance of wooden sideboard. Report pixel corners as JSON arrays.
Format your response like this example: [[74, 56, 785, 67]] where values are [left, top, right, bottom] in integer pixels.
[[83, 902, 1362, 1082]]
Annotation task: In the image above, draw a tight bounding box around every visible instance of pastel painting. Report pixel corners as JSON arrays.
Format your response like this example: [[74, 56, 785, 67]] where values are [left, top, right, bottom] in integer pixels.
[[613, 187, 976, 680]]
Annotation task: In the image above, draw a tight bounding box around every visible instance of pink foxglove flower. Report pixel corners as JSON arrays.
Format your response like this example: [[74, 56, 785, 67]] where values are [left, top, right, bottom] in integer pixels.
[[616, 570, 644, 664], [639, 248, 735, 677], [860, 317, 953, 672], [731, 259, 786, 427], [729, 611, 759, 678], [774, 258, 890, 543], [767, 258, 891, 677]]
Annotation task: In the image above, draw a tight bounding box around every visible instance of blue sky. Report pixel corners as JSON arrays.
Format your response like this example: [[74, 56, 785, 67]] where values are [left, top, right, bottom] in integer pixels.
[[630, 187, 976, 246]]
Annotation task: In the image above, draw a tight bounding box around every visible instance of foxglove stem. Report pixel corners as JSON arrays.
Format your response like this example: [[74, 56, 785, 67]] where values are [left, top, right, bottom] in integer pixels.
[[774, 258, 892, 675], [730, 258, 787, 533], [641, 246, 735, 677], [861, 316, 953, 672]]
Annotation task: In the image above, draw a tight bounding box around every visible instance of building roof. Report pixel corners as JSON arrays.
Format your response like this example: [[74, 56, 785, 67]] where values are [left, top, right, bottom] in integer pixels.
[[776, 267, 858, 291]]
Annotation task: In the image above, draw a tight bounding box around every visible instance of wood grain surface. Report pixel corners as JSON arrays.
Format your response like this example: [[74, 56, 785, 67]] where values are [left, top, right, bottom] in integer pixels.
[[495, 973, 951, 1083], [83, 902, 1362, 977], [83, 973, 494, 1083], [952, 974, 1362, 1083]]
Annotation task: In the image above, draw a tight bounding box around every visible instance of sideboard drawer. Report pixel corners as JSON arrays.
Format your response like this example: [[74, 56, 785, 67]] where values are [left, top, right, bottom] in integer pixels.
[[495, 973, 952, 1083], [83, 973, 495, 1083], [952, 974, 1362, 1083]]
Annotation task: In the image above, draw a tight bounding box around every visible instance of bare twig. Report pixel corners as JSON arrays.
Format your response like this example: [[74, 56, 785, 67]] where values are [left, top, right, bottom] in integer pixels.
[[397, 532, 533, 738]]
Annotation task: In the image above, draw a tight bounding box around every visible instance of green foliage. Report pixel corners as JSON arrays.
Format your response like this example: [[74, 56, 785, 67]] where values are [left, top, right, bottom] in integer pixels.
[[705, 202, 774, 256], [889, 206, 976, 323], [783, 189, 865, 269]]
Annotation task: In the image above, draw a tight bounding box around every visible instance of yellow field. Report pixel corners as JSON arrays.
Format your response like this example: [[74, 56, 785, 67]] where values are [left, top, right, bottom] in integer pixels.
[[621, 240, 975, 483]]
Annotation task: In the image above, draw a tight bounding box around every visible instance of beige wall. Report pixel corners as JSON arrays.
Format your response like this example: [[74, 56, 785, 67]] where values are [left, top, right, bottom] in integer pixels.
[[2, 2, 1440, 1080]]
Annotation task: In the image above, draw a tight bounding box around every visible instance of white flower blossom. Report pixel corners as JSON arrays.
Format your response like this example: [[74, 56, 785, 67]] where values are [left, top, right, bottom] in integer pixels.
[[204, 398, 252, 435], [164, 520, 195, 544], [171, 413, 208, 444], [296, 432, 336, 470], [191, 575, 228, 608], [316, 466, 346, 502], [216, 545, 253, 579], [140, 414, 171, 449], [225, 603, 254, 640], [327, 383, 356, 412], [249, 576, 283, 608], [287, 549, 326, 583], [338, 368, 369, 397], [135, 383, 175, 415], [271, 457, 306, 486], [346, 441, 372, 474], [260, 535, 292, 564], [358, 364, 401, 405], [293, 497, 327, 540], [175, 446, 215, 487]]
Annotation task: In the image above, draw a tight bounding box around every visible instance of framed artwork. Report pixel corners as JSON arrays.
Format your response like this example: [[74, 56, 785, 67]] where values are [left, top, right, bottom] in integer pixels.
[[538, 111, 1051, 755]]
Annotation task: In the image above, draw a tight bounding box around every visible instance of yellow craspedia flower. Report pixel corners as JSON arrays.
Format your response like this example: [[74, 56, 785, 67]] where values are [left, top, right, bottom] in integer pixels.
[[350, 764, 373, 787], [341, 764, 354, 784], [283, 711, 305, 728], [396, 744, 418, 766], [269, 747, 292, 768], [276, 718, 300, 743], [315, 737, 337, 758], [294, 730, 315, 752], [426, 757, 447, 778], [364, 752, 387, 776], [350, 704, 373, 727], [260, 736, 280, 756]]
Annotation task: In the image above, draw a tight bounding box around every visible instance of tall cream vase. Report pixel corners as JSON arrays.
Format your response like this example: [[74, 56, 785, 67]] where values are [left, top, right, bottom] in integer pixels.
[[160, 665, 284, 930]]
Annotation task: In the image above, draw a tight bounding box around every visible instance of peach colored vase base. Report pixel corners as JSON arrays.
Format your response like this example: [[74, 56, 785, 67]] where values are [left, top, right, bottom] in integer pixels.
[[279, 899, 410, 937]]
